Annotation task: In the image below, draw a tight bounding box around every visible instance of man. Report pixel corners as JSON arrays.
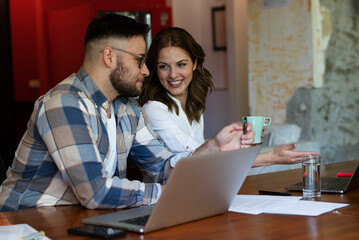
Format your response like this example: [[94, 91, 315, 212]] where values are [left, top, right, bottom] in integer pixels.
[[0, 14, 253, 212]]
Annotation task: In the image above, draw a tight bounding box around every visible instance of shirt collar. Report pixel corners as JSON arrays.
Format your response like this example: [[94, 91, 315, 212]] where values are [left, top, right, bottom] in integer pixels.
[[167, 92, 181, 106], [76, 67, 108, 109]]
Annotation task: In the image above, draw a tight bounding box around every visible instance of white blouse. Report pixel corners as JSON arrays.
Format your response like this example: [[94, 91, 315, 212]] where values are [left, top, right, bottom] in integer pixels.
[[142, 95, 204, 154]]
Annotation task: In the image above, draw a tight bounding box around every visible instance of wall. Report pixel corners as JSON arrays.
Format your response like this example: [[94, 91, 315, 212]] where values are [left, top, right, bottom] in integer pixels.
[[248, 0, 359, 163], [9, 0, 41, 102], [248, 0, 313, 123], [311, 0, 359, 163], [9, 0, 170, 102]]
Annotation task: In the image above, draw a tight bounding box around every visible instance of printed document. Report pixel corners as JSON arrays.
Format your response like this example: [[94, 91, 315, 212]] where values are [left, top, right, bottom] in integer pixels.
[[229, 195, 348, 216]]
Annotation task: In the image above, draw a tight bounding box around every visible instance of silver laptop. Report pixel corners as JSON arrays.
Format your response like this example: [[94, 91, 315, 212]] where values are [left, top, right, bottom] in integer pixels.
[[82, 147, 261, 233], [286, 161, 359, 193]]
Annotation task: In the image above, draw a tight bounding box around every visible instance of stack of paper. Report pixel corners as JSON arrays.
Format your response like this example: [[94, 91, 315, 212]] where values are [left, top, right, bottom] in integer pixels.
[[229, 195, 348, 216]]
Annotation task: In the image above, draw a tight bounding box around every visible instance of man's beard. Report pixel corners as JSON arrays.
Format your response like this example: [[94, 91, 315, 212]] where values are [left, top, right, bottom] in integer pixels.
[[109, 60, 142, 98]]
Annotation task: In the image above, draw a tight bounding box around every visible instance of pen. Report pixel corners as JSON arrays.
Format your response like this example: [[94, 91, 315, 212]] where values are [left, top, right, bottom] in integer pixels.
[[258, 190, 292, 196], [243, 117, 248, 134], [337, 172, 353, 178], [18, 231, 45, 240]]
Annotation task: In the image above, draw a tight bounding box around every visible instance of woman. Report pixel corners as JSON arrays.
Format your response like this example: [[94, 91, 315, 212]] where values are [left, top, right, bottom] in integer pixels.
[[139, 27, 318, 166], [139, 27, 212, 153]]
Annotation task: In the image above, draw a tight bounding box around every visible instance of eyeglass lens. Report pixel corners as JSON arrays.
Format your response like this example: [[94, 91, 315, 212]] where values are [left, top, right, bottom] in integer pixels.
[[139, 55, 146, 69]]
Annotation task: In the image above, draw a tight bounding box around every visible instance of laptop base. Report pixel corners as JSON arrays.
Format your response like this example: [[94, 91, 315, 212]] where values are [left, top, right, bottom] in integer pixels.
[[285, 177, 351, 194]]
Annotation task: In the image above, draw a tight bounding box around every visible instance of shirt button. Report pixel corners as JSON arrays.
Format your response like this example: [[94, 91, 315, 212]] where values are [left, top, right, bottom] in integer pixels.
[[185, 146, 189, 150]]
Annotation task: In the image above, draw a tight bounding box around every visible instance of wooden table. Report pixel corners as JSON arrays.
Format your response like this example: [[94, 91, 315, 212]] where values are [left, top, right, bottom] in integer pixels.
[[1, 160, 359, 240]]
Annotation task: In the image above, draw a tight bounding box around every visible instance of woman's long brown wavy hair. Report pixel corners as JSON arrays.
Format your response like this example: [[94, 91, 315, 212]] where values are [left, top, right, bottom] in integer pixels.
[[139, 27, 214, 123]]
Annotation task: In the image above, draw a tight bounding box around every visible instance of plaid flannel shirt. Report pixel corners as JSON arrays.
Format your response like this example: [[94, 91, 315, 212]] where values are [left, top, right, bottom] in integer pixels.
[[0, 67, 190, 212]]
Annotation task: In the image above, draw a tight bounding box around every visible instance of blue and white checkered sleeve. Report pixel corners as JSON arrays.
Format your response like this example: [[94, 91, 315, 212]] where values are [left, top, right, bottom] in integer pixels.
[[37, 93, 160, 209]]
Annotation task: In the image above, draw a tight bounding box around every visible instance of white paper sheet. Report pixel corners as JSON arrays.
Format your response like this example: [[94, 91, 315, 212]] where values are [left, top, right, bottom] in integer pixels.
[[264, 200, 349, 216], [229, 195, 348, 216], [0, 224, 51, 240]]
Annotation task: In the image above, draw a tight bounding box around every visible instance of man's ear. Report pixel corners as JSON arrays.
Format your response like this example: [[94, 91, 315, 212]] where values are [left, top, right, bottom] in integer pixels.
[[102, 47, 115, 68]]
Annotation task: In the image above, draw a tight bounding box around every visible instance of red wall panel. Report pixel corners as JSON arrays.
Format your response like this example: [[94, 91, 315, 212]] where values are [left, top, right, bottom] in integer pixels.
[[10, 0, 40, 101], [10, 0, 171, 102], [47, 4, 94, 89]]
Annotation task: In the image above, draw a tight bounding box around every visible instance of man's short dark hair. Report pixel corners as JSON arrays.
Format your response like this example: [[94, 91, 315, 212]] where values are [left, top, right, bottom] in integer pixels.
[[84, 14, 150, 46]]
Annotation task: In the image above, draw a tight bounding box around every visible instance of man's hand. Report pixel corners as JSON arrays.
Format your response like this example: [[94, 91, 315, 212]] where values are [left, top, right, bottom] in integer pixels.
[[215, 122, 255, 151], [193, 122, 255, 155], [240, 122, 256, 148]]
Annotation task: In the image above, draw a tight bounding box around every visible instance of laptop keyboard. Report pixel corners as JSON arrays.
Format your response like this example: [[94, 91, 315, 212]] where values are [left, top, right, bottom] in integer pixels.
[[287, 177, 351, 191], [121, 215, 150, 226], [321, 177, 350, 190]]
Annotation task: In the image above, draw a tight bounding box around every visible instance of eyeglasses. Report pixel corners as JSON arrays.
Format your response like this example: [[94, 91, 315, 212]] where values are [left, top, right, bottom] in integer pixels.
[[108, 47, 146, 69]]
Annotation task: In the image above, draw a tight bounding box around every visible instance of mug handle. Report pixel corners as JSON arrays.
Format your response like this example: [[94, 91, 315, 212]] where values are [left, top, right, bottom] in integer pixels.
[[263, 117, 271, 126]]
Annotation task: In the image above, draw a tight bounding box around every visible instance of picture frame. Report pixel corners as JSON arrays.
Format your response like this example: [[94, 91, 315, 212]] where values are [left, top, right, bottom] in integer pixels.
[[211, 6, 226, 51]]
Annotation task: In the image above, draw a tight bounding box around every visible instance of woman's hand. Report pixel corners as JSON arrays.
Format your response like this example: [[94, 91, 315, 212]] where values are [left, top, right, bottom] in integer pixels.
[[253, 143, 320, 167]]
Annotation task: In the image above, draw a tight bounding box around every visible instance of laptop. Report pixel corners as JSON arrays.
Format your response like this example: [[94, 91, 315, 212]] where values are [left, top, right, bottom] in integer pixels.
[[286, 161, 359, 193], [82, 146, 261, 233]]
